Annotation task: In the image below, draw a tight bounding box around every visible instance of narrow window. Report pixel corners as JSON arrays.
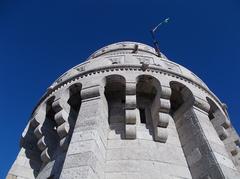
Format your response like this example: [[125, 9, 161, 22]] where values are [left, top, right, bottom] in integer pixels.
[[139, 108, 146, 123]]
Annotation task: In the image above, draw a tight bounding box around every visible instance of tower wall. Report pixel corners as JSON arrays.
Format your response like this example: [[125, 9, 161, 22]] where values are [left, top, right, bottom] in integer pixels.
[[7, 42, 240, 179]]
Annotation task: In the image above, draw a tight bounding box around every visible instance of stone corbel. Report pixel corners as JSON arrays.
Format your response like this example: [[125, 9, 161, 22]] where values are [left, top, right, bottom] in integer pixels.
[[29, 104, 53, 163], [155, 86, 172, 143], [193, 97, 210, 114], [229, 142, 239, 156], [52, 93, 72, 151], [81, 85, 100, 101], [36, 127, 59, 163], [217, 126, 229, 140], [30, 105, 47, 128], [40, 148, 51, 163], [125, 82, 137, 139]]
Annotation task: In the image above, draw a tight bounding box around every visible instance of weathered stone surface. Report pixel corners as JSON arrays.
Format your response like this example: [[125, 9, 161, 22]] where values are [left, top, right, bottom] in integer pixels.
[[7, 42, 240, 179]]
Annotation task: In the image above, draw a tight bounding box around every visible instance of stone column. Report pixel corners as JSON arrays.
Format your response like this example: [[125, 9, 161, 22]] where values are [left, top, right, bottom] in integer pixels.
[[59, 84, 107, 179]]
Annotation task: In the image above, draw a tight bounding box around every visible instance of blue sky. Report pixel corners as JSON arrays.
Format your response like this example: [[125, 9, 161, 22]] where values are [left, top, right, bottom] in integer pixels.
[[0, 0, 239, 177]]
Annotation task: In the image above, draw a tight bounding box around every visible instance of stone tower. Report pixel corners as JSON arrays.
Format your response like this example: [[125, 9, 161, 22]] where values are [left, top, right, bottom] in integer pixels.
[[7, 42, 240, 179]]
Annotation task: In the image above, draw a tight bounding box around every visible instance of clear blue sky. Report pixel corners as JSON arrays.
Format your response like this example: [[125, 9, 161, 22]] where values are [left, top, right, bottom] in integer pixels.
[[0, 0, 239, 177]]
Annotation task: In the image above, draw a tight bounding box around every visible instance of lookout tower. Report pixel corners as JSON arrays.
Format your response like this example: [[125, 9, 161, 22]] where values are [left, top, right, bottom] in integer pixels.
[[7, 42, 240, 179]]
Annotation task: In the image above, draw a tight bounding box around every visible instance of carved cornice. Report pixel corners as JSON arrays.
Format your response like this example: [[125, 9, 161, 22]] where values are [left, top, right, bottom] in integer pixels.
[[31, 65, 223, 118]]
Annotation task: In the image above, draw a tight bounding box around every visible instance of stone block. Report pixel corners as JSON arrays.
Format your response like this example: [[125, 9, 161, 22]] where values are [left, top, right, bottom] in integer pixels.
[[158, 112, 170, 128], [125, 109, 137, 124], [125, 95, 136, 109], [60, 166, 98, 179], [125, 125, 136, 139], [155, 127, 168, 143]]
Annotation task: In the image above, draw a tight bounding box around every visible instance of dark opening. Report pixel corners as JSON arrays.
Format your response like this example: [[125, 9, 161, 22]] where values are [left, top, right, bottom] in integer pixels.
[[235, 140, 240, 148], [104, 75, 126, 139], [169, 84, 185, 115], [139, 108, 146, 123], [68, 85, 82, 112], [43, 97, 59, 157], [104, 76, 126, 125], [208, 113, 215, 120], [47, 175, 54, 179], [46, 97, 57, 125], [206, 98, 219, 121]]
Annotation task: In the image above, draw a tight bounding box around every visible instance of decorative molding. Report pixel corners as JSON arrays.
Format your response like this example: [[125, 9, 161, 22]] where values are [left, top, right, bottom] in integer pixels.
[[106, 55, 125, 64], [31, 65, 224, 128]]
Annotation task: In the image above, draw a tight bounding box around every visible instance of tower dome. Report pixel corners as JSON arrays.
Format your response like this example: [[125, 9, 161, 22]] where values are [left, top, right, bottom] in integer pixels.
[[7, 42, 240, 179], [50, 41, 208, 90]]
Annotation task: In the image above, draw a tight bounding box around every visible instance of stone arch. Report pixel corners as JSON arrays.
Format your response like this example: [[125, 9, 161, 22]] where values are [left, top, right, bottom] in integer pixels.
[[52, 83, 82, 151], [207, 97, 240, 171], [170, 81, 194, 118], [206, 97, 230, 140], [41, 96, 59, 161], [19, 96, 59, 177], [61, 83, 82, 150], [104, 75, 126, 138], [20, 83, 83, 179], [68, 83, 82, 112], [36, 83, 82, 178], [45, 83, 82, 179], [169, 81, 226, 179], [136, 75, 161, 140]]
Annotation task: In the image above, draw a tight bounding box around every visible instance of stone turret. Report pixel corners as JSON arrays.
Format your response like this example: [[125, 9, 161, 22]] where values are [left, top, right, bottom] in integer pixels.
[[7, 42, 240, 179]]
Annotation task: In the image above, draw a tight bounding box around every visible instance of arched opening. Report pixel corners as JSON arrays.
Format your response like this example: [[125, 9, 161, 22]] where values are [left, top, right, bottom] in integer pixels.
[[169, 81, 195, 148], [68, 83, 82, 112], [65, 83, 82, 144], [104, 75, 126, 138], [170, 81, 227, 179], [46, 83, 82, 179], [136, 75, 160, 139], [206, 97, 230, 140], [22, 96, 59, 177], [170, 82, 193, 117], [206, 97, 240, 170], [53, 84, 82, 177]]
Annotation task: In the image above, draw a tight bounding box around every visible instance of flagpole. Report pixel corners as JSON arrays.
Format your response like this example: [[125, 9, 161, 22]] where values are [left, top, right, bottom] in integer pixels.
[[150, 18, 170, 57]]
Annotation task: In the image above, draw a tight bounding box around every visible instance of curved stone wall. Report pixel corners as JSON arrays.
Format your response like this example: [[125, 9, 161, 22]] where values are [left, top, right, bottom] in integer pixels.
[[7, 42, 240, 179]]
